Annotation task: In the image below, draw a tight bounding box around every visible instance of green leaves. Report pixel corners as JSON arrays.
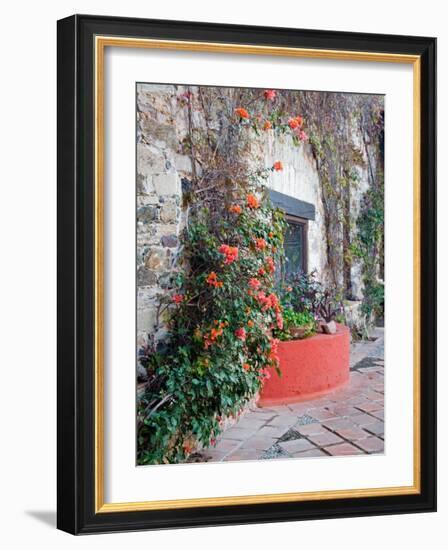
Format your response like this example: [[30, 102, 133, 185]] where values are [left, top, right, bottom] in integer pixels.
[[137, 187, 286, 464]]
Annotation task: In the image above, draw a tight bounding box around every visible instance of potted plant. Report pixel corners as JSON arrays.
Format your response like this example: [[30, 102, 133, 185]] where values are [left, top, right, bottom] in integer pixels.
[[274, 308, 316, 341]]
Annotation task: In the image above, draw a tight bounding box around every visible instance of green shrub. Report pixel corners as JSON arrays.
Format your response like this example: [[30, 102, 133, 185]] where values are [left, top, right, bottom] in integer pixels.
[[137, 186, 287, 465], [274, 308, 316, 341]]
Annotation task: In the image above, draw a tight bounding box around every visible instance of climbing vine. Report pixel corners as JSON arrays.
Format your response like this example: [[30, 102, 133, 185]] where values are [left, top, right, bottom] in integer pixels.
[[279, 91, 384, 326], [351, 172, 385, 324]]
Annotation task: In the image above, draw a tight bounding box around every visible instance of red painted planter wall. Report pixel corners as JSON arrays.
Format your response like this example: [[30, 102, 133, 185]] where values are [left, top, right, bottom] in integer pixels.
[[258, 323, 350, 407]]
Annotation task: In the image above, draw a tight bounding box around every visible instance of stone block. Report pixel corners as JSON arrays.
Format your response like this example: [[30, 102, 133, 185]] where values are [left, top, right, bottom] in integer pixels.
[[145, 247, 168, 271], [137, 205, 159, 224], [153, 173, 180, 196], [278, 438, 314, 454], [137, 267, 157, 287], [139, 119, 178, 149], [137, 307, 157, 332], [266, 414, 298, 428], [137, 174, 154, 195], [355, 437, 384, 453], [174, 154, 192, 172], [363, 420, 384, 437], [137, 143, 166, 176], [161, 234, 178, 248], [225, 448, 260, 461], [220, 427, 257, 441], [160, 201, 178, 223], [297, 423, 327, 436], [292, 448, 327, 458], [332, 425, 370, 441], [307, 430, 344, 447], [324, 443, 364, 456], [241, 435, 277, 451]]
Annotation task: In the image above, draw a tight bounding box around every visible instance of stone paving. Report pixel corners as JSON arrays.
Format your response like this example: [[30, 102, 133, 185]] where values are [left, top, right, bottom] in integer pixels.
[[194, 328, 384, 463]]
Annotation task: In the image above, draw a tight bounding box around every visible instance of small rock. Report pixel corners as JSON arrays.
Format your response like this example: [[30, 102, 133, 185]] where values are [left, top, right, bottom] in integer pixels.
[[322, 320, 337, 334]]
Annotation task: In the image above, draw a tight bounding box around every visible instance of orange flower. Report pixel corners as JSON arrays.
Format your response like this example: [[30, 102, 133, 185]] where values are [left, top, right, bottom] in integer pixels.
[[246, 193, 260, 209], [218, 244, 239, 264], [243, 363, 251, 371], [211, 327, 223, 339], [288, 115, 303, 129], [256, 291, 281, 313], [268, 232, 274, 238], [248, 278, 261, 290], [273, 161, 283, 171], [172, 294, 184, 304], [264, 89, 276, 101], [203, 323, 226, 349], [247, 320, 254, 328], [266, 257, 275, 273], [288, 117, 299, 129], [255, 237, 267, 250], [235, 107, 249, 119], [263, 120, 272, 130], [206, 271, 223, 288], [229, 204, 242, 214]]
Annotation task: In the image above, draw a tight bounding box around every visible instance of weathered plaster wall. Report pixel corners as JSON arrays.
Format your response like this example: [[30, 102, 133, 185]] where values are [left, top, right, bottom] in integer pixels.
[[261, 134, 328, 279]]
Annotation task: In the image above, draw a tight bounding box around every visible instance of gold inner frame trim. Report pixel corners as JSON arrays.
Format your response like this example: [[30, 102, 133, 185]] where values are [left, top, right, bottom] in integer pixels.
[[94, 35, 421, 513]]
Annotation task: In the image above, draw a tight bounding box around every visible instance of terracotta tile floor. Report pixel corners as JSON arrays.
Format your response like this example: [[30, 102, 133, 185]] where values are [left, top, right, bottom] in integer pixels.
[[194, 328, 384, 463]]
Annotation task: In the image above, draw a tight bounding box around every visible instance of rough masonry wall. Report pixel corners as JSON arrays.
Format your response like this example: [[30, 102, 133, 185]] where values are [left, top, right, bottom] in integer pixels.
[[136, 84, 193, 354]]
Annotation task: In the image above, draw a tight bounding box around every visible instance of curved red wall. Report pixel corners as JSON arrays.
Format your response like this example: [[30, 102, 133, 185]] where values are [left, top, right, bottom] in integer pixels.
[[258, 323, 350, 407]]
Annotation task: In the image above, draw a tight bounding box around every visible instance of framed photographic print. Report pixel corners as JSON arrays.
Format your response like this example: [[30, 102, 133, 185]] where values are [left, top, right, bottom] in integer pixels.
[[57, 14, 436, 534]]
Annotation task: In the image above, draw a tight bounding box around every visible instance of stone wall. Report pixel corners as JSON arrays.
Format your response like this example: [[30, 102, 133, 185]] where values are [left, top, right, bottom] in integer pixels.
[[136, 84, 193, 354], [136, 84, 376, 355]]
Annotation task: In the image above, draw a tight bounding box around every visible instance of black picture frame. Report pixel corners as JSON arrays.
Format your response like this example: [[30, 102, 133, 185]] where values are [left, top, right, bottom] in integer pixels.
[[57, 14, 436, 534]]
